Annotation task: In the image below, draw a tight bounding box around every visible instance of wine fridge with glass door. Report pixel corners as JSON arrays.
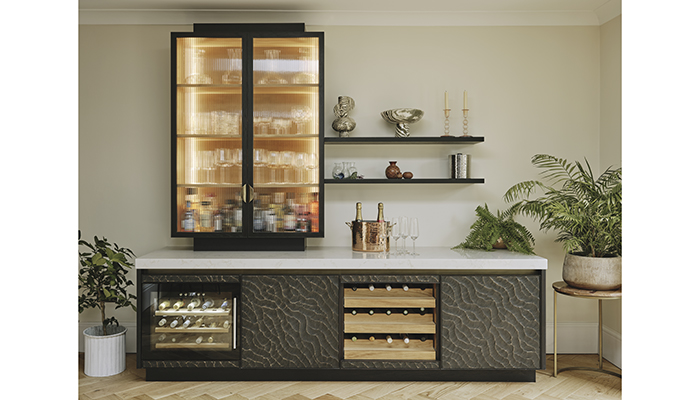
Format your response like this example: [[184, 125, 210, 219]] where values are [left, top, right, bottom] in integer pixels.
[[171, 23, 324, 251], [137, 273, 240, 367]]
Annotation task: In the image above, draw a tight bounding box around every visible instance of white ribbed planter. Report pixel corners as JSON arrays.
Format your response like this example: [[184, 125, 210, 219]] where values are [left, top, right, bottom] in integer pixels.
[[83, 325, 127, 377]]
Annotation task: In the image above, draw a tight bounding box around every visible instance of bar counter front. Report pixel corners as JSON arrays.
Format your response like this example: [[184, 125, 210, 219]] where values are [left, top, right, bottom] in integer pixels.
[[136, 247, 547, 382]]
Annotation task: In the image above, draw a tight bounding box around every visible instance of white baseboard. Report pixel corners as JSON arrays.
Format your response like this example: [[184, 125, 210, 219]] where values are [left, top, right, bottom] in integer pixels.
[[79, 321, 138, 353], [78, 320, 621, 370], [546, 322, 622, 369]]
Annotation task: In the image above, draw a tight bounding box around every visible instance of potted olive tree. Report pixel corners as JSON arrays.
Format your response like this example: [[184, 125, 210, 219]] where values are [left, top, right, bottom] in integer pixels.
[[453, 204, 536, 255], [504, 154, 621, 290], [79, 231, 137, 377]]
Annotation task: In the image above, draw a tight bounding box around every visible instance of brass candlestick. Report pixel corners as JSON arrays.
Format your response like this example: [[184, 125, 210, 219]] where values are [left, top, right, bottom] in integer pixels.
[[442, 108, 452, 137], [461, 108, 470, 137]]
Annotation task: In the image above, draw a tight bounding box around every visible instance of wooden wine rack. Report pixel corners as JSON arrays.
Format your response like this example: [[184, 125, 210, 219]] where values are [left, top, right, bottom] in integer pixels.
[[343, 284, 437, 361], [152, 297, 235, 350]]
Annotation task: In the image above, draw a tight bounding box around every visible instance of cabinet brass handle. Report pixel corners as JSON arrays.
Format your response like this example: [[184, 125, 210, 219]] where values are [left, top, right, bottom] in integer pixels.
[[241, 184, 248, 203]]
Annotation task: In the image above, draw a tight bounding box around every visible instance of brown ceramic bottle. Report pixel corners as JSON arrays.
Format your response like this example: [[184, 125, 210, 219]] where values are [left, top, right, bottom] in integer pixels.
[[385, 161, 402, 179]]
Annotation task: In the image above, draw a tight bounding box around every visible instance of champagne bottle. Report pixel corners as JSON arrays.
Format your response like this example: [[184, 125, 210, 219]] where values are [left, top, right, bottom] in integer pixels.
[[376, 202, 384, 222], [386, 335, 393, 344], [402, 284, 409, 291], [158, 300, 171, 310], [187, 297, 201, 311], [355, 202, 363, 221], [403, 334, 410, 344], [201, 298, 214, 310], [368, 284, 375, 291], [172, 298, 184, 310], [385, 284, 392, 291]]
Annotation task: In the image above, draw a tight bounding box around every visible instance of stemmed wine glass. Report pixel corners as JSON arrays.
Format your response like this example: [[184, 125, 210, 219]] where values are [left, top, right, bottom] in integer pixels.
[[390, 217, 400, 256], [410, 217, 419, 256], [399, 216, 409, 255]]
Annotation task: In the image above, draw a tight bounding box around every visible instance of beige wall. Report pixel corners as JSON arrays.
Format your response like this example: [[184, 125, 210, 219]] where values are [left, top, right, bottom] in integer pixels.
[[79, 24, 616, 356]]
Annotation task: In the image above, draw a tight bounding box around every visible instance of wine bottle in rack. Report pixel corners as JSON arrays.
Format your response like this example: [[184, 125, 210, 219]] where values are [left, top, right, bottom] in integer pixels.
[[173, 298, 184, 310], [385, 284, 392, 291], [157, 334, 167, 342], [201, 297, 214, 310], [210, 321, 218, 328], [207, 336, 214, 343], [368, 309, 374, 315], [223, 319, 230, 329], [355, 202, 363, 221], [420, 307, 426, 315], [194, 317, 203, 327], [220, 299, 229, 310], [158, 300, 171, 310], [403, 309, 409, 315], [351, 309, 357, 315], [195, 336, 204, 344], [403, 334, 410, 344], [420, 336, 427, 342], [377, 202, 384, 222], [386, 335, 393, 344], [158, 317, 168, 327], [368, 284, 375, 291], [187, 297, 201, 311], [351, 336, 357, 342], [403, 284, 409, 291], [369, 335, 375, 342], [386, 310, 392, 315], [182, 317, 192, 328], [170, 317, 180, 328]]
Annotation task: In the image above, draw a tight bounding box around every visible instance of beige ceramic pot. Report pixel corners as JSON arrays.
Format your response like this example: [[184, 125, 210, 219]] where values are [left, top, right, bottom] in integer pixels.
[[562, 253, 621, 290]]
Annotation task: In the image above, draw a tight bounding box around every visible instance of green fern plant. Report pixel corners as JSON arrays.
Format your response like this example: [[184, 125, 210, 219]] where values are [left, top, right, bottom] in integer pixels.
[[503, 154, 621, 258], [453, 204, 536, 255]]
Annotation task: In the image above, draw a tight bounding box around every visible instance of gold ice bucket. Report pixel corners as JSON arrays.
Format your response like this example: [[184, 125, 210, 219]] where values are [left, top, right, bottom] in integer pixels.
[[345, 221, 391, 252]]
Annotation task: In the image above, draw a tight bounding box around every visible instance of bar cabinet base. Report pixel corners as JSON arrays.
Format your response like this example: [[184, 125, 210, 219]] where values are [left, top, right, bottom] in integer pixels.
[[193, 237, 306, 251], [144, 368, 536, 382]]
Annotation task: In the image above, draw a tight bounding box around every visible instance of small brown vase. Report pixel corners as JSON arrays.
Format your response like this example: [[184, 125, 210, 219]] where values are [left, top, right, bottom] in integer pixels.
[[385, 161, 402, 179]]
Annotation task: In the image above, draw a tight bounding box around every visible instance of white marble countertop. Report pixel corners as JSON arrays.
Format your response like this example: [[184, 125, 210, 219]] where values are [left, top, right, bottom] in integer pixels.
[[136, 246, 547, 270]]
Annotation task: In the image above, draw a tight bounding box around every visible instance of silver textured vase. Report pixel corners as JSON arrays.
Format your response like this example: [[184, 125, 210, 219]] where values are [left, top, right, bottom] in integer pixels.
[[332, 96, 356, 137], [380, 108, 424, 137]]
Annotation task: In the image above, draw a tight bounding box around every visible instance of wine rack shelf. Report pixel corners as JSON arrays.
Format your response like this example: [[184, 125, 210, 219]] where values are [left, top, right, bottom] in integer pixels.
[[155, 309, 230, 317], [344, 287, 435, 308], [344, 338, 436, 360], [344, 313, 436, 334], [156, 342, 231, 350], [155, 326, 230, 333], [343, 283, 438, 361]]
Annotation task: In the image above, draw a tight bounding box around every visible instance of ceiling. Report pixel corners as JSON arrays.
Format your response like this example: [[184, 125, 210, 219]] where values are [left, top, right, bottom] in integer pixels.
[[79, 0, 621, 26]]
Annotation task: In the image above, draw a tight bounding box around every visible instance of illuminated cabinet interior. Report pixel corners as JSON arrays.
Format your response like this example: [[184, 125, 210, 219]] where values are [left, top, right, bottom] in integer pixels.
[[171, 24, 324, 251]]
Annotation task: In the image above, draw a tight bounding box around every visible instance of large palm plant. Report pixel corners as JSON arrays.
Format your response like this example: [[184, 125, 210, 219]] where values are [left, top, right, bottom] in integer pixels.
[[503, 154, 621, 258]]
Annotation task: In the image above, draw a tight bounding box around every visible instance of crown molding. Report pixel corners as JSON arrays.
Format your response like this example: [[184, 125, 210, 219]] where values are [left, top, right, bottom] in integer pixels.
[[595, 0, 622, 24], [79, 9, 609, 26]]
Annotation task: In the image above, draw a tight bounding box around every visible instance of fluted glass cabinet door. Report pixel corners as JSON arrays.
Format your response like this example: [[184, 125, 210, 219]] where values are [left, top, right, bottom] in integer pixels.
[[241, 275, 339, 369], [250, 37, 322, 235], [441, 275, 541, 369], [174, 37, 245, 235]]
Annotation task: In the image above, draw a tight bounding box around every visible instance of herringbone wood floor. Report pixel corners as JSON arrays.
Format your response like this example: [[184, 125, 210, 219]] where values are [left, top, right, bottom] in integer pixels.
[[79, 354, 621, 400]]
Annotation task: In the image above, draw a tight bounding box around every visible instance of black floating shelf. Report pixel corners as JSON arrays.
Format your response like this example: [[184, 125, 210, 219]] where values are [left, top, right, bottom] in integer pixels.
[[324, 178, 485, 184], [324, 136, 484, 144]]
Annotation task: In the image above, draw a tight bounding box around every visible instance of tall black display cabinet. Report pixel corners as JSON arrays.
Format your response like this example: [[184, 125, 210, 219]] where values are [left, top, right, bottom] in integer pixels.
[[171, 24, 324, 251]]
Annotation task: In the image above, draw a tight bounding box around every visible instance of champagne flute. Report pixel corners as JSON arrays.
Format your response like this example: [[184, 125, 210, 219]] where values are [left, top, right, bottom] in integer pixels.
[[399, 216, 409, 255], [390, 217, 400, 256], [410, 217, 419, 256]]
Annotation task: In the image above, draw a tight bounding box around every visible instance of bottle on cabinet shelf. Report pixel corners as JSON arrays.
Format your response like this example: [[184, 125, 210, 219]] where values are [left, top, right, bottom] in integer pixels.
[[158, 300, 171, 310], [158, 317, 168, 327]]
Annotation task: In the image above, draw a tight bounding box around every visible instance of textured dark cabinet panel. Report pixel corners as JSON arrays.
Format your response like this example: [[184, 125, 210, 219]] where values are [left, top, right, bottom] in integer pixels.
[[341, 275, 439, 284], [142, 360, 240, 368], [342, 360, 439, 369], [441, 275, 541, 369], [142, 274, 240, 283], [241, 275, 339, 369]]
